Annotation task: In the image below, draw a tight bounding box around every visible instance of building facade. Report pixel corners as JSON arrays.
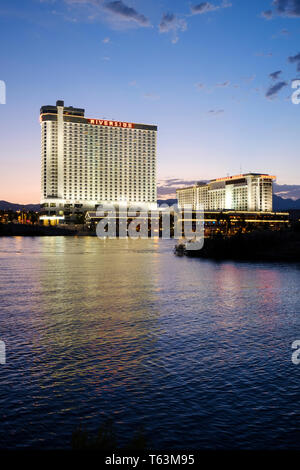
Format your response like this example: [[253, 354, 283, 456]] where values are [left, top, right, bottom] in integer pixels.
[[177, 174, 275, 212], [40, 100, 157, 222]]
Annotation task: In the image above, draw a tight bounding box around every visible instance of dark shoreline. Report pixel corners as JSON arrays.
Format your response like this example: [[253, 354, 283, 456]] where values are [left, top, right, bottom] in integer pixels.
[[175, 229, 300, 263], [0, 224, 92, 237]]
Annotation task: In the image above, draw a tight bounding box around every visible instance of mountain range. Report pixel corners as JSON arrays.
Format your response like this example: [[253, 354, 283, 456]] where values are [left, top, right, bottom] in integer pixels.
[[1, 195, 300, 212], [0, 201, 40, 211], [273, 195, 300, 211]]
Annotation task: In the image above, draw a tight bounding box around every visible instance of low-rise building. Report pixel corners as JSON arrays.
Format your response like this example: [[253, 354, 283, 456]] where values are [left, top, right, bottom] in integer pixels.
[[177, 173, 276, 212]]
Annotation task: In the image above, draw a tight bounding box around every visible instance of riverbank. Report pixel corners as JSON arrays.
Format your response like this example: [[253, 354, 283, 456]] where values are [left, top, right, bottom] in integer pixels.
[[0, 223, 93, 236], [176, 229, 300, 262]]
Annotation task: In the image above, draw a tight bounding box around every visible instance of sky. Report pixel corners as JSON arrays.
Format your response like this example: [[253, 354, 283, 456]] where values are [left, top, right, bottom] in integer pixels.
[[1, 0, 300, 203]]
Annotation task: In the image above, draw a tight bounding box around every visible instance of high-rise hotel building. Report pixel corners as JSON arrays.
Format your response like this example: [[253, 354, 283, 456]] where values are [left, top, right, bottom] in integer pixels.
[[177, 173, 276, 212], [40, 100, 157, 220]]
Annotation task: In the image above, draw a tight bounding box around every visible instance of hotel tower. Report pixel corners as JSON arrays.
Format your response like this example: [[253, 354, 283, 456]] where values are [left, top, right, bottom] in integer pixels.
[[40, 100, 157, 222]]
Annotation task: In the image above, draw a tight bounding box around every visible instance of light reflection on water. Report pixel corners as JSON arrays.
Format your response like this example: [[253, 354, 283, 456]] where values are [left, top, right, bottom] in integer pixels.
[[0, 237, 300, 449]]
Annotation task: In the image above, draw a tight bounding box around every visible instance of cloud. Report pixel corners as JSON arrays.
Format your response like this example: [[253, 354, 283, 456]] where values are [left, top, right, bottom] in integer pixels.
[[255, 51, 273, 57], [103, 1, 150, 26], [51, 7, 79, 22], [157, 179, 200, 199], [215, 80, 230, 87], [274, 183, 300, 199], [273, 0, 300, 17], [190, 1, 232, 15], [163, 178, 199, 187], [191, 2, 219, 14], [265, 80, 288, 99], [194, 81, 232, 93], [269, 70, 282, 80], [159, 13, 187, 43], [242, 74, 256, 82], [194, 80, 233, 93], [288, 52, 300, 71], [272, 27, 291, 38], [143, 93, 160, 100], [207, 109, 225, 115], [64, 0, 150, 27], [64, 0, 101, 6], [64, 0, 90, 3], [261, 9, 273, 19], [262, 0, 300, 19]]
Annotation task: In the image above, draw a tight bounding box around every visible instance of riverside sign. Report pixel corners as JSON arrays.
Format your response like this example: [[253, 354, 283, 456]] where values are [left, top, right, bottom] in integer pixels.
[[87, 119, 134, 128]]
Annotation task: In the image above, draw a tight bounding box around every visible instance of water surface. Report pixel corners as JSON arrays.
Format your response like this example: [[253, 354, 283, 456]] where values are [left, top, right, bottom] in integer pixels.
[[0, 237, 300, 449]]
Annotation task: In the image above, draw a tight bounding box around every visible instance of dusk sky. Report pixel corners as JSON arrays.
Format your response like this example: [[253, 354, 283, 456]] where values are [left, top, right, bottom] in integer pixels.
[[1, 0, 300, 203]]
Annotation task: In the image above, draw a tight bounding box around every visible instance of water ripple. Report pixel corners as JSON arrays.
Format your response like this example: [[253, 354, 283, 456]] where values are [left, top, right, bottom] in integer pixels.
[[0, 237, 300, 449]]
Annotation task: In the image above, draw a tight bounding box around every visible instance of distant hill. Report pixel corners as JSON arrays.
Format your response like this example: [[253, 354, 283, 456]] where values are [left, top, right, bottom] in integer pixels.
[[157, 199, 177, 206], [1, 195, 300, 212], [273, 195, 300, 211], [0, 200, 40, 211]]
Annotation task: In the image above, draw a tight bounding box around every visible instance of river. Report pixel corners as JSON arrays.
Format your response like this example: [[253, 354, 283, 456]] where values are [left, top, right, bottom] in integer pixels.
[[0, 237, 300, 449]]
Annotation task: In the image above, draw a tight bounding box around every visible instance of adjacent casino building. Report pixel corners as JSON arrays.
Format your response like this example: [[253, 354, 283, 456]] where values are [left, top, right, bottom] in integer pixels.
[[177, 173, 276, 212], [40, 100, 157, 222]]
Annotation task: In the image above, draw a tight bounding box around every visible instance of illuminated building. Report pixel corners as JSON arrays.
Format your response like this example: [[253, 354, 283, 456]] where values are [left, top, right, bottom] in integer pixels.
[[177, 174, 276, 212], [40, 100, 157, 222]]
